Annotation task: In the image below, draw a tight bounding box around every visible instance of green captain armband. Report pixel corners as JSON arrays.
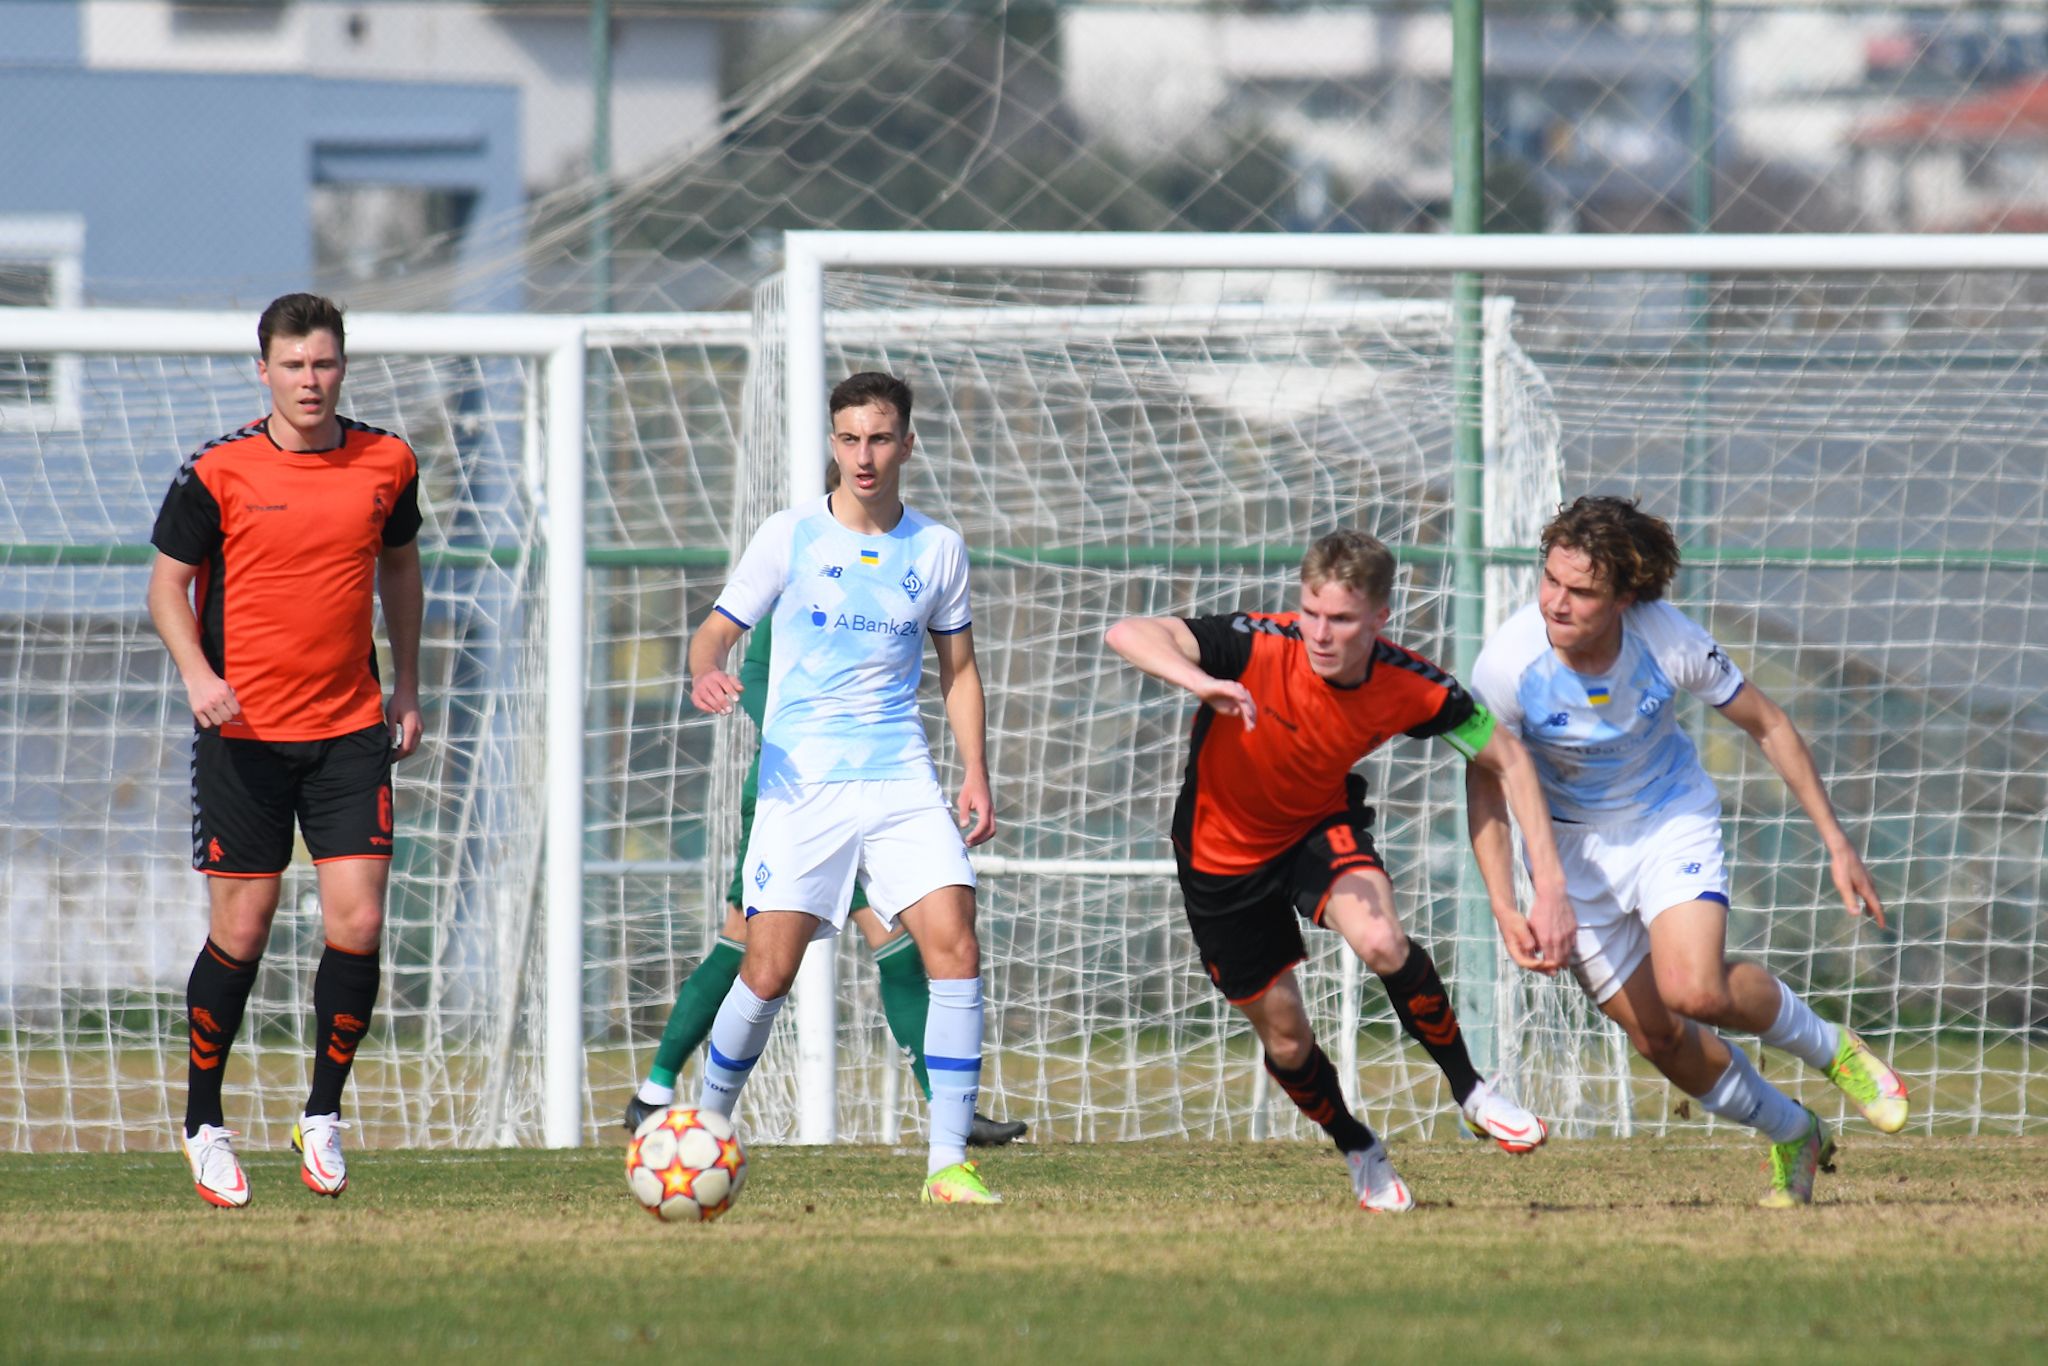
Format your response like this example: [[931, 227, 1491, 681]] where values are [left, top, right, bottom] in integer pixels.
[[1443, 704, 1496, 761]]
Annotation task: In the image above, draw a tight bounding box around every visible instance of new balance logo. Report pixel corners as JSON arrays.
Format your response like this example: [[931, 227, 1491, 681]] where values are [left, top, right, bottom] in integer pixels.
[[1682, 862, 1702, 875], [818, 565, 843, 578], [1544, 712, 1570, 728]]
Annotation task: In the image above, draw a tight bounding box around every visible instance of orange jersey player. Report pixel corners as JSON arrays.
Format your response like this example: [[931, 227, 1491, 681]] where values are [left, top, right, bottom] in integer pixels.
[[147, 292, 424, 1208], [1108, 529, 1571, 1211]]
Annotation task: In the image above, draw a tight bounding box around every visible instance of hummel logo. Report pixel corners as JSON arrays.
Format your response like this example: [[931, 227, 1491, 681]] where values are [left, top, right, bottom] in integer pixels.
[[246, 503, 287, 512], [1269, 711, 1299, 732]]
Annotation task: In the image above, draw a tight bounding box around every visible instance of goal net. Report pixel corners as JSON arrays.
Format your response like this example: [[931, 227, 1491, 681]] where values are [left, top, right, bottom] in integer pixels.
[[5, 242, 2045, 1152], [0, 320, 594, 1152], [673, 247, 2047, 1146]]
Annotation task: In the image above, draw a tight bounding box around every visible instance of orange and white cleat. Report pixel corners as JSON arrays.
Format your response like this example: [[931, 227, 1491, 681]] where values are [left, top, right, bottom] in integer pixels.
[[182, 1123, 251, 1208], [1460, 1078, 1548, 1155], [291, 1112, 350, 1197]]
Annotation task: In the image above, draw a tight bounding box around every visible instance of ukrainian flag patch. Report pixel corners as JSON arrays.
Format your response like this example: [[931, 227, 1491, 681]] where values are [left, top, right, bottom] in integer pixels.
[[859, 548, 881, 567], [1584, 683, 1612, 705]]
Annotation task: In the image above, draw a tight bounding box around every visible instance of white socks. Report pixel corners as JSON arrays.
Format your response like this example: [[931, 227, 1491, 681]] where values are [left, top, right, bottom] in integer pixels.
[[923, 976, 984, 1174], [696, 978, 785, 1117], [1699, 1039, 1810, 1143], [1758, 978, 1842, 1072]]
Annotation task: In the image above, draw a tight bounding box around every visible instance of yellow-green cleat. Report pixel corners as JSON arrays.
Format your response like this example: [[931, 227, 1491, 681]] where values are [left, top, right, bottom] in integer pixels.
[[1824, 1029, 1909, 1134], [1759, 1108, 1836, 1209], [922, 1160, 1002, 1205]]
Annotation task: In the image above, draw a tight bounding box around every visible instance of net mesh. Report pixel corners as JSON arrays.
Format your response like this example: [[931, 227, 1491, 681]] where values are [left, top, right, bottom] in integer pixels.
[[4, 258, 2046, 1151], [1, 349, 554, 1151]]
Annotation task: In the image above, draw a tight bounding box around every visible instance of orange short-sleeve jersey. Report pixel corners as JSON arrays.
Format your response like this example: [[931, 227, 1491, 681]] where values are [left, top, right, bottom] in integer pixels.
[[1171, 612, 1476, 875], [151, 417, 422, 742]]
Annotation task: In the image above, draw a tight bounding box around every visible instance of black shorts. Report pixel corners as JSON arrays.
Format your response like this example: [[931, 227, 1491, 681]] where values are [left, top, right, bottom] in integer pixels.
[[1176, 807, 1387, 1004], [191, 722, 395, 876]]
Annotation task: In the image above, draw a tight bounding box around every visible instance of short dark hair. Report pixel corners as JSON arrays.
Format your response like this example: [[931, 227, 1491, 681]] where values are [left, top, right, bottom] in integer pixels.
[[829, 371, 913, 432], [1301, 529, 1397, 605], [1540, 495, 1681, 602], [258, 292, 345, 361]]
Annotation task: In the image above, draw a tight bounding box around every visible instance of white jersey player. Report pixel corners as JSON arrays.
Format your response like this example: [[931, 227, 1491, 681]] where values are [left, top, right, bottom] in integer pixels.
[[684, 372, 1001, 1205], [1466, 495, 1909, 1208]]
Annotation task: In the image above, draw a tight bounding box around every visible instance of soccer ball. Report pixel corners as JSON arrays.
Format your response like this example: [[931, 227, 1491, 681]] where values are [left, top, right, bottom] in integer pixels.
[[625, 1106, 747, 1223]]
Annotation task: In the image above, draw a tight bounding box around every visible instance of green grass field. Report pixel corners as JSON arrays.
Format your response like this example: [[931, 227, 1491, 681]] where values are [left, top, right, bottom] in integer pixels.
[[5, 1135, 2046, 1364]]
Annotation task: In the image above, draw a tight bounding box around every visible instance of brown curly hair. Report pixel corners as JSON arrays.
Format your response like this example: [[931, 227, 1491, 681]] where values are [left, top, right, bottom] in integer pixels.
[[1539, 495, 1681, 602]]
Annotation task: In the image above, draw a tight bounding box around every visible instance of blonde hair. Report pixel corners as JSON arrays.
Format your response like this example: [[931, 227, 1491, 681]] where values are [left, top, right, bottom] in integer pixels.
[[1301, 529, 1396, 605]]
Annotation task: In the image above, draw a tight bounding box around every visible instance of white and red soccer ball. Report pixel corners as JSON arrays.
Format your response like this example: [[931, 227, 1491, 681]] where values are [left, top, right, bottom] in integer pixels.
[[625, 1106, 747, 1223]]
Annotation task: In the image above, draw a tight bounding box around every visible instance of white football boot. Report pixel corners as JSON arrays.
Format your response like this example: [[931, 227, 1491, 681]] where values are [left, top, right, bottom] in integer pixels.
[[1460, 1078, 1548, 1155], [292, 1112, 350, 1197], [1346, 1140, 1415, 1213], [182, 1124, 251, 1208]]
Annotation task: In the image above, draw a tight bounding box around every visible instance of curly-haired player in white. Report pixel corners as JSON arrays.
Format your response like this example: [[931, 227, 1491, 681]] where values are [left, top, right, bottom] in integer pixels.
[[1466, 494, 1909, 1208]]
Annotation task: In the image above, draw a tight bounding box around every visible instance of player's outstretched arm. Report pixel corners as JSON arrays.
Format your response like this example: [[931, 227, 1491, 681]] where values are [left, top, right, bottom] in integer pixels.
[[1717, 682, 1886, 928], [145, 551, 241, 729], [933, 626, 995, 847], [1465, 727, 1574, 974], [687, 611, 747, 715], [1103, 616, 1257, 728], [377, 540, 424, 759]]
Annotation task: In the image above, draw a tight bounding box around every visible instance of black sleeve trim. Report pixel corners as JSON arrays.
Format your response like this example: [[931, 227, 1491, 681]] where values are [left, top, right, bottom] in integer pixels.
[[1182, 613, 1272, 682], [148, 422, 266, 564], [382, 474, 422, 547], [1375, 640, 1478, 740]]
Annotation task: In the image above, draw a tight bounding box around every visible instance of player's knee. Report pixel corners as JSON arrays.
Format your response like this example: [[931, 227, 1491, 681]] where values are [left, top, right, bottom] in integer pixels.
[[322, 903, 384, 955], [1661, 978, 1733, 1024], [918, 928, 979, 980], [738, 956, 800, 1000], [1354, 923, 1408, 975], [1262, 1028, 1313, 1072], [210, 882, 281, 955]]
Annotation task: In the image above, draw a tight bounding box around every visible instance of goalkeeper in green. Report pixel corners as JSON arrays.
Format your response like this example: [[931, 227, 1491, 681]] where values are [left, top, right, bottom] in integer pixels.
[[622, 612, 1028, 1147]]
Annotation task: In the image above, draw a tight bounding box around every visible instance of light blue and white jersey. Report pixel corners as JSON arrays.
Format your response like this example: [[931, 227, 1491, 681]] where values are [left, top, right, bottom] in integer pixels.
[[713, 498, 972, 789], [1470, 599, 1745, 827]]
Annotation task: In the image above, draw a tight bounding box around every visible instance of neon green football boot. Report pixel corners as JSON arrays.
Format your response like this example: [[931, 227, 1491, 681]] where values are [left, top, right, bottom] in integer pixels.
[[1824, 1029, 1910, 1134], [1759, 1108, 1836, 1210], [921, 1160, 1002, 1206]]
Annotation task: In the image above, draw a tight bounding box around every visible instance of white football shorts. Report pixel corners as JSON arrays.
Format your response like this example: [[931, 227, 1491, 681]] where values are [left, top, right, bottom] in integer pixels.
[[1552, 804, 1730, 1005], [740, 774, 975, 938]]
